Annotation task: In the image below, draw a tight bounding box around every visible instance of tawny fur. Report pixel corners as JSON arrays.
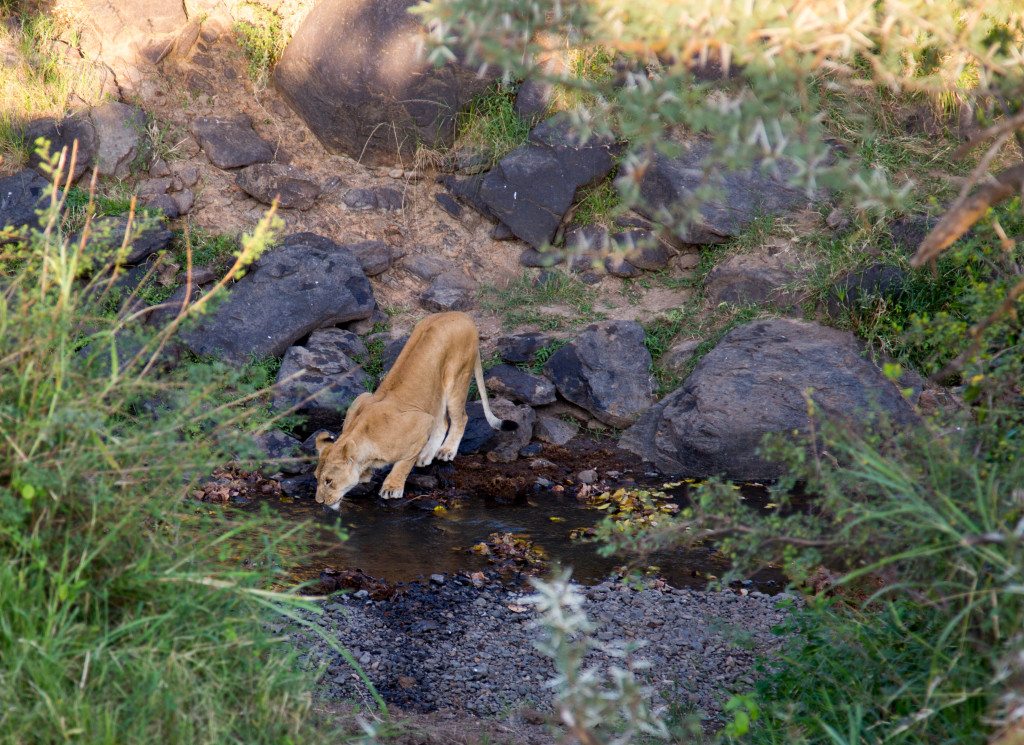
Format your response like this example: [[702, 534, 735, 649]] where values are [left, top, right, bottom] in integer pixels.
[[314, 312, 514, 509]]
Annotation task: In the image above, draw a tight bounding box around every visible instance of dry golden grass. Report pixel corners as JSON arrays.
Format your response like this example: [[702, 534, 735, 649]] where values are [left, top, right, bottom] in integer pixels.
[[0, 11, 105, 172]]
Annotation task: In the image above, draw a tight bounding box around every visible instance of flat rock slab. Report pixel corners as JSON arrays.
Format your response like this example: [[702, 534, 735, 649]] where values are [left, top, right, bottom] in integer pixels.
[[484, 364, 556, 406], [26, 115, 96, 184], [235, 163, 321, 210], [75, 214, 173, 265], [90, 101, 147, 179], [620, 318, 919, 480], [274, 0, 492, 165], [638, 140, 814, 244], [274, 328, 372, 432], [192, 114, 274, 169], [0, 169, 50, 239], [181, 232, 375, 364], [544, 320, 654, 428], [480, 117, 615, 249]]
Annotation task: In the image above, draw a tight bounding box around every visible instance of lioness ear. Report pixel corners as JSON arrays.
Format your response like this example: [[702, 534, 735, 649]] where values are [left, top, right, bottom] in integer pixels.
[[315, 431, 336, 455]]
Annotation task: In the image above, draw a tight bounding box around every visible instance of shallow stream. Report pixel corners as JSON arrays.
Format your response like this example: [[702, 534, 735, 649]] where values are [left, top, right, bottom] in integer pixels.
[[264, 482, 785, 593]]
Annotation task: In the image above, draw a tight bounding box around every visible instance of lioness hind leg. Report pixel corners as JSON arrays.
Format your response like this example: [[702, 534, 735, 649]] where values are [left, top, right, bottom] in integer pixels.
[[436, 376, 471, 462], [417, 417, 448, 467], [380, 457, 417, 500]]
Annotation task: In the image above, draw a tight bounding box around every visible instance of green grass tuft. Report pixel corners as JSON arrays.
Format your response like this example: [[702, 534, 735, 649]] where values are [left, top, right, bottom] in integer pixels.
[[482, 271, 606, 331], [456, 84, 531, 166], [234, 3, 286, 88], [572, 178, 623, 228]]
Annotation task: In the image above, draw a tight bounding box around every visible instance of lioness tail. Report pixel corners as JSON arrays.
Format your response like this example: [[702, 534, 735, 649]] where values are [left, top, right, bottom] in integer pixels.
[[474, 351, 519, 432]]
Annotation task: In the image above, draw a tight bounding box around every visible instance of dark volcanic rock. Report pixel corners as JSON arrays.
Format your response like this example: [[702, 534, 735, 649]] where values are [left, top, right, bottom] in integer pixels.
[[235, 163, 320, 209], [273, 328, 372, 432], [533, 413, 577, 445], [440, 173, 496, 220], [191, 114, 273, 169], [826, 263, 907, 316], [544, 321, 654, 428], [614, 229, 670, 270], [604, 254, 641, 278], [74, 214, 173, 264], [274, 0, 493, 166], [514, 77, 552, 119], [458, 401, 497, 454], [403, 255, 446, 281], [434, 192, 462, 218], [520, 247, 564, 268], [0, 169, 50, 238], [484, 364, 556, 406], [480, 117, 615, 248], [141, 193, 182, 219], [889, 214, 940, 255], [251, 430, 307, 474], [638, 140, 812, 244], [495, 332, 556, 364], [485, 398, 535, 463], [620, 318, 919, 480], [346, 240, 395, 276], [342, 186, 404, 211], [421, 272, 476, 311], [181, 232, 375, 363], [26, 114, 97, 184]]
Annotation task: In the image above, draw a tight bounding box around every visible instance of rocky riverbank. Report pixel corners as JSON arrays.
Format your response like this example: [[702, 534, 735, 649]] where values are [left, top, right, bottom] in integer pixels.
[[285, 572, 795, 735]]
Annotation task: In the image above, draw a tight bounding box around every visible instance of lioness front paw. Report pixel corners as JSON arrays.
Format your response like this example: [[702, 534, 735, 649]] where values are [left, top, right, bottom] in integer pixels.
[[379, 485, 405, 500], [436, 447, 457, 462]]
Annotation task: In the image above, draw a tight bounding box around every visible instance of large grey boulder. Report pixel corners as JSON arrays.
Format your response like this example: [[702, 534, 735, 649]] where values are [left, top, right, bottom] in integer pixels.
[[638, 140, 813, 244], [26, 115, 97, 183], [0, 169, 49, 238], [544, 320, 654, 428], [181, 232, 375, 363], [620, 318, 919, 480], [273, 0, 493, 166], [480, 118, 616, 248], [273, 328, 372, 432]]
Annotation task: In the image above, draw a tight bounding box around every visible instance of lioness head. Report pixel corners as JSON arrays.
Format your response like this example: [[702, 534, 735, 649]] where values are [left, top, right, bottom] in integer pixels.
[[314, 432, 371, 510]]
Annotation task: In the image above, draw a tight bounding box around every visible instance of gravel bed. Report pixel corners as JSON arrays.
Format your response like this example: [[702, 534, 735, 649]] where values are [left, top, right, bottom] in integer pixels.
[[285, 574, 796, 724]]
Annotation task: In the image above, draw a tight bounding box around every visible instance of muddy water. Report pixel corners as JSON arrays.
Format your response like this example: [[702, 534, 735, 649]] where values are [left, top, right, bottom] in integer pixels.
[[265, 485, 785, 593]]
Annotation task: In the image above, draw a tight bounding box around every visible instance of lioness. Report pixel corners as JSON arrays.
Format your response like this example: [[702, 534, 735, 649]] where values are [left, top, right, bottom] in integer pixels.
[[314, 311, 517, 509]]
